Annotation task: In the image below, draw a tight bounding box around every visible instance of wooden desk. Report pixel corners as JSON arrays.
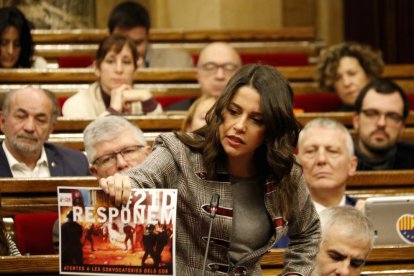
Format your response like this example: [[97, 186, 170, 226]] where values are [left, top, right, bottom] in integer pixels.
[[31, 27, 316, 44], [1, 65, 414, 84], [1, 246, 413, 274]]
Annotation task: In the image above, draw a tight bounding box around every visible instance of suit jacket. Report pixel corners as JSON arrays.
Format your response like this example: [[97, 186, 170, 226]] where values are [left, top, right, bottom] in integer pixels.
[[125, 133, 320, 275], [0, 141, 90, 177]]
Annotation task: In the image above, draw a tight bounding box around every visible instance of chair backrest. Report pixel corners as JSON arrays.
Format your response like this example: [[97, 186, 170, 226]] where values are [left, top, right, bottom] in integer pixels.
[[14, 212, 58, 255]]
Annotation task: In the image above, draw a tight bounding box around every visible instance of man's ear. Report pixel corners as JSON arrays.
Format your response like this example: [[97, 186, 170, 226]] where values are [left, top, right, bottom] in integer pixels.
[[0, 111, 5, 132], [89, 165, 98, 177], [143, 145, 151, 156], [348, 155, 358, 176]]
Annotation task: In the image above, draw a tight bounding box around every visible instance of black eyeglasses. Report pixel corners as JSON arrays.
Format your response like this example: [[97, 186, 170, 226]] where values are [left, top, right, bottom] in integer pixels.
[[92, 145, 145, 168], [360, 109, 404, 125], [198, 62, 240, 76]]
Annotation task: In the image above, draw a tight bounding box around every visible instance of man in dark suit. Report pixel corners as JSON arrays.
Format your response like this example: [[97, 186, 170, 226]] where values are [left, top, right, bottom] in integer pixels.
[[0, 87, 90, 177]]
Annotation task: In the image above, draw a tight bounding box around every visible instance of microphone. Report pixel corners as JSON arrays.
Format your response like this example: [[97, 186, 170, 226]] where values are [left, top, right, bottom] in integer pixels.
[[202, 193, 220, 276]]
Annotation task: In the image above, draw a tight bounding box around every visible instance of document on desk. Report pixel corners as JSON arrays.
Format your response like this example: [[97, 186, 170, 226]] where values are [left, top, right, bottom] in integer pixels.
[[57, 187, 177, 276]]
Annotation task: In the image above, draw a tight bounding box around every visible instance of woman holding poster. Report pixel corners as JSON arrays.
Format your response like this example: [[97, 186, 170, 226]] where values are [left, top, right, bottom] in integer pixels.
[[101, 64, 321, 275]]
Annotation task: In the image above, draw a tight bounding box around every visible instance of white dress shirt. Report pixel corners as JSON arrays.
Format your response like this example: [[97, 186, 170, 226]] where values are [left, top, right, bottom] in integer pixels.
[[2, 142, 50, 177]]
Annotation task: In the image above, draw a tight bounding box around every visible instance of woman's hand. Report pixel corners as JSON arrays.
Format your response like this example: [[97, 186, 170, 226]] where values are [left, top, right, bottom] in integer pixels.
[[99, 173, 132, 206], [110, 86, 153, 113], [109, 84, 131, 112]]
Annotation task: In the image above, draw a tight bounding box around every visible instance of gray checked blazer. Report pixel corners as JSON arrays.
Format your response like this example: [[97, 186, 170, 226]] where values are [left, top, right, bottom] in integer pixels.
[[125, 133, 320, 276]]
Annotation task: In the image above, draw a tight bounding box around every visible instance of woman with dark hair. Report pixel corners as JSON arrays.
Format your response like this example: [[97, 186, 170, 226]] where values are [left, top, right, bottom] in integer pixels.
[[0, 214, 20, 256], [0, 6, 47, 68], [62, 34, 162, 117], [101, 64, 320, 275]]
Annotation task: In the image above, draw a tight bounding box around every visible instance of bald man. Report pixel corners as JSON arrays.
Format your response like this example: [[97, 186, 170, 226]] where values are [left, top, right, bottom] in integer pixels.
[[0, 87, 90, 177], [167, 42, 242, 110]]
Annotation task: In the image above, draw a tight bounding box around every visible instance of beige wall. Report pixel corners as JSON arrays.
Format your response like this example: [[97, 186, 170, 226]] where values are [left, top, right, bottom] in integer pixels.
[[150, 0, 282, 30]]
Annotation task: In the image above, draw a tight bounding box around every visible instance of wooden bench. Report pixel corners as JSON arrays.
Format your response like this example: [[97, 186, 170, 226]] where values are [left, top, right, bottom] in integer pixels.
[[31, 27, 317, 44], [47, 112, 414, 133], [0, 177, 98, 216], [1, 170, 414, 216], [1, 65, 414, 83], [0, 246, 413, 274], [0, 65, 413, 93]]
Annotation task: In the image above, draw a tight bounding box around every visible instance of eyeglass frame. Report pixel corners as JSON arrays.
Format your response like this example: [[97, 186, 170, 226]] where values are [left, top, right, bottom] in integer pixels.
[[92, 145, 146, 168], [360, 108, 404, 125], [197, 62, 240, 75]]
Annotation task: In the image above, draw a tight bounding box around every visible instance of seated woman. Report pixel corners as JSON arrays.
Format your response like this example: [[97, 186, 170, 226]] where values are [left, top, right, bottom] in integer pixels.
[[0, 6, 47, 68], [62, 34, 162, 118], [316, 41, 384, 111], [0, 214, 20, 256], [181, 95, 216, 132]]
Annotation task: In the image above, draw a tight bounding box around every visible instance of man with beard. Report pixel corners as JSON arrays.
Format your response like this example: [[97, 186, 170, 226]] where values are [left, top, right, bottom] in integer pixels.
[[352, 78, 414, 170], [0, 87, 89, 177]]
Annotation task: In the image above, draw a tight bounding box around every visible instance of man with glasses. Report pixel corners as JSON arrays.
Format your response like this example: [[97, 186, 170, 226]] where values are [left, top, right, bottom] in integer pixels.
[[53, 115, 150, 251], [83, 116, 151, 179], [168, 42, 242, 110], [352, 78, 414, 170]]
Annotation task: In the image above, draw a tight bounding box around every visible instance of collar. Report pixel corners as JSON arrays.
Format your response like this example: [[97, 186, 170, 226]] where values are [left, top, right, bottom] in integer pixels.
[[313, 195, 346, 214], [2, 141, 48, 170]]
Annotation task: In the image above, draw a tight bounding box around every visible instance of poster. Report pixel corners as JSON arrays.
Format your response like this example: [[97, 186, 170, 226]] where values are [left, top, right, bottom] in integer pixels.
[[57, 187, 177, 276]]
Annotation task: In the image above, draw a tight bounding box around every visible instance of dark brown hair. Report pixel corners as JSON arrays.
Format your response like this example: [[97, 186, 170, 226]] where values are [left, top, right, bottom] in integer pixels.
[[95, 34, 138, 69], [176, 64, 302, 218]]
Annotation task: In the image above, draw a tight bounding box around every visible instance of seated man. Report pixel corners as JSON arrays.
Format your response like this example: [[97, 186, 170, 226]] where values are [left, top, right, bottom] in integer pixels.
[[108, 1, 193, 68], [167, 41, 242, 110], [53, 116, 151, 251], [83, 115, 151, 178], [312, 206, 374, 276], [0, 87, 89, 177], [298, 118, 363, 213], [352, 78, 414, 170]]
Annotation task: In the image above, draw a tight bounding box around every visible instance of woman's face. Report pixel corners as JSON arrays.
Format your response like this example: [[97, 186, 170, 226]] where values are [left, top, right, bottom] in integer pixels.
[[0, 26, 21, 68], [187, 97, 216, 132], [219, 86, 266, 168], [334, 56, 370, 106], [95, 44, 136, 92]]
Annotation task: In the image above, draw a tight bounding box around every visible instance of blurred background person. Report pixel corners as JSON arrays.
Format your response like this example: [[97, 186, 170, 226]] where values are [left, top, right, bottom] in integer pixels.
[[168, 42, 241, 110], [316, 42, 384, 111], [181, 95, 215, 132], [62, 35, 162, 118], [108, 1, 193, 68], [0, 6, 47, 68], [353, 78, 414, 170], [312, 206, 374, 276], [298, 118, 363, 213]]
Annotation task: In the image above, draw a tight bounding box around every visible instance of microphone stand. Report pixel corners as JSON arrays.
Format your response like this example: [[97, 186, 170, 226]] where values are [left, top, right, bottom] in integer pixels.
[[201, 193, 220, 276]]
